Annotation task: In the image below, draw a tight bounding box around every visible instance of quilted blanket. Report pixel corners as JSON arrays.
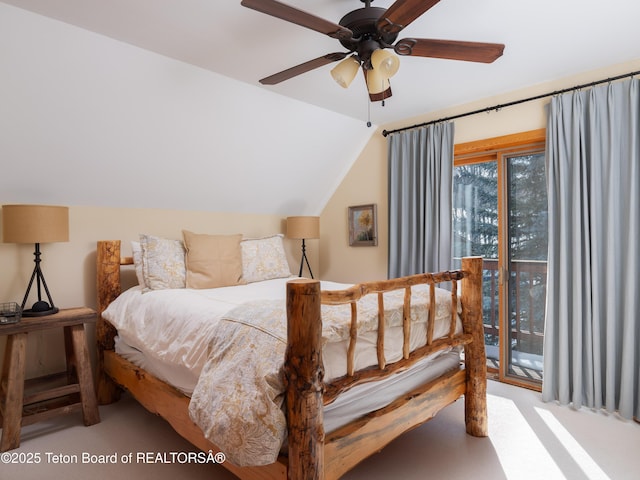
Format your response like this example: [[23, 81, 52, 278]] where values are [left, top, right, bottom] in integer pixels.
[[188, 285, 459, 466]]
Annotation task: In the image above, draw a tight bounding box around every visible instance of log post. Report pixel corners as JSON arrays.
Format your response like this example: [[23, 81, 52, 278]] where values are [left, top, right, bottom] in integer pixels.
[[285, 279, 324, 480], [95, 240, 122, 404], [461, 256, 488, 437]]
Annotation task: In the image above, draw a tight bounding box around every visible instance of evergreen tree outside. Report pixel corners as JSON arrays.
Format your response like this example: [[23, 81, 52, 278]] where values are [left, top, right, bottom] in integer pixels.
[[507, 154, 548, 261], [453, 162, 499, 260], [453, 153, 548, 371], [506, 153, 547, 359], [453, 162, 500, 347]]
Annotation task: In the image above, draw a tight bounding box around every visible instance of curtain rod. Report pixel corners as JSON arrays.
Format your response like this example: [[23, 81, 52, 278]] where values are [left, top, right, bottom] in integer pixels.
[[381, 69, 640, 137]]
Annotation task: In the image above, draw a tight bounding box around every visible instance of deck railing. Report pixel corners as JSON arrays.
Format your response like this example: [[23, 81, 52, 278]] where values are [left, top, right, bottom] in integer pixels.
[[480, 258, 547, 357]]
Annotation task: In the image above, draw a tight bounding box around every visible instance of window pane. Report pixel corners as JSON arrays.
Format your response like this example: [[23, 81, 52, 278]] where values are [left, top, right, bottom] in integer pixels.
[[507, 153, 548, 261], [506, 153, 547, 380], [453, 162, 498, 260], [453, 162, 500, 357]]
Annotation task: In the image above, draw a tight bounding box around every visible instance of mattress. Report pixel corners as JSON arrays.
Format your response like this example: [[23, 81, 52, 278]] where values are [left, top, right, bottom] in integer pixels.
[[115, 337, 461, 434]]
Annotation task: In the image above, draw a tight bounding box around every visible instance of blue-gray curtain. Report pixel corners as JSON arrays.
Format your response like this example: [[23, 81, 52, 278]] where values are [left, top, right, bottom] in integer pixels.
[[543, 78, 640, 421], [387, 122, 454, 278]]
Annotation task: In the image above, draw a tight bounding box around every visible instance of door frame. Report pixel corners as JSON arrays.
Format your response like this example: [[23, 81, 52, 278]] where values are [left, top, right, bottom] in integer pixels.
[[455, 129, 546, 391]]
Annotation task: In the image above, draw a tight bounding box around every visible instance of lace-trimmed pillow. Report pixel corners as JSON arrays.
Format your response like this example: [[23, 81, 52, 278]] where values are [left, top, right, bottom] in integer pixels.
[[139, 234, 186, 291], [240, 234, 292, 283]]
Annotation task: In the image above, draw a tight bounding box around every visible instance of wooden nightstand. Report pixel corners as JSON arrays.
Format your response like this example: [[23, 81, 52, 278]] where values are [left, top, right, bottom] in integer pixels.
[[0, 307, 100, 451]]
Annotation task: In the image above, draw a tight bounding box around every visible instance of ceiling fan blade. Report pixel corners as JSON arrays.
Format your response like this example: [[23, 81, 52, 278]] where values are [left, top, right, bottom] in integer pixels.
[[259, 52, 349, 85], [377, 0, 441, 36], [395, 38, 505, 63], [241, 0, 353, 40]]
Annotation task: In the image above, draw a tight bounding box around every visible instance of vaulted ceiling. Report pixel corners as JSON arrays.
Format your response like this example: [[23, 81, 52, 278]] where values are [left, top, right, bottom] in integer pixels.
[[3, 0, 640, 125], [2, 1, 640, 219]]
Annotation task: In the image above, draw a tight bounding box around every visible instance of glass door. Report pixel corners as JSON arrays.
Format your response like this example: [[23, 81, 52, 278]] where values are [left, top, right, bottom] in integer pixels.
[[453, 149, 547, 387], [453, 161, 501, 373], [503, 152, 547, 384]]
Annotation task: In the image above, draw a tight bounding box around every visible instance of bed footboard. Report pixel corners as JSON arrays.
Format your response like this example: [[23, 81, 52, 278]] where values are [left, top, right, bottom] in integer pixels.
[[285, 256, 487, 480]]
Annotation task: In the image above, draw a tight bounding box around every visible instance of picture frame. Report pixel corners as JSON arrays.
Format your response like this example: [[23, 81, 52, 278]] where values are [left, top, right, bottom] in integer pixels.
[[348, 204, 378, 246]]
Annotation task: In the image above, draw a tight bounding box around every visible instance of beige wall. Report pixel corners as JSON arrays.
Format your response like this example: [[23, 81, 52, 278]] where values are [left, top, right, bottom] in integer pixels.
[[319, 58, 640, 283], [0, 206, 317, 378]]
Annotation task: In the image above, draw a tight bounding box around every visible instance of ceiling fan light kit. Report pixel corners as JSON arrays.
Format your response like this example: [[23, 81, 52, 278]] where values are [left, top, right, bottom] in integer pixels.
[[365, 67, 391, 95], [241, 0, 504, 103], [331, 55, 360, 88], [370, 48, 400, 79]]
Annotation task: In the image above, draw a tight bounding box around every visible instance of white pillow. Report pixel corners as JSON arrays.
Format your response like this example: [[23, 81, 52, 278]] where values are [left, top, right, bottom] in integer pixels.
[[139, 234, 186, 291], [240, 234, 292, 283]]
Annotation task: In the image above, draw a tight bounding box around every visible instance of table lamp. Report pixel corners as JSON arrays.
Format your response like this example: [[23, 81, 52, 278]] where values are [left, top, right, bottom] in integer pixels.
[[2, 204, 69, 316], [286, 216, 320, 279]]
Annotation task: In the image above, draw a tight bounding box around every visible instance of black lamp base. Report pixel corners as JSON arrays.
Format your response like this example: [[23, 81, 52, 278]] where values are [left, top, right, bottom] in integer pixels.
[[22, 300, 59, 317], [298, 238, 314, 279], [20, 243, 60, 318]]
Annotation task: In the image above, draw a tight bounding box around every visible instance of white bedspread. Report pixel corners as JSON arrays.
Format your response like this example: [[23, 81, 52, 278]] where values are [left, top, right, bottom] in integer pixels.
[[102, 278, 461, 467], [103, 278, 299, 393]]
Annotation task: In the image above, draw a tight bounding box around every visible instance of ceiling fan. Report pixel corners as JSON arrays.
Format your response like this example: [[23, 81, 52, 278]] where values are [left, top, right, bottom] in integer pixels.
[[241, 0, 505, 102]]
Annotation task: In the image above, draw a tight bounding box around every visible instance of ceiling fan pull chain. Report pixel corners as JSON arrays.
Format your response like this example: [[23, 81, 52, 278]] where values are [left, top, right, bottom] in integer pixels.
[[367, 95, 372, 127], [381, 79, 386, 107]]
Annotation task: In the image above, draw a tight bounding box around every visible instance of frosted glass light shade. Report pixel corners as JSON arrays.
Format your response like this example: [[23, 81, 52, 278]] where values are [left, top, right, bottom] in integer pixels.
[[366, 68, 391, 94], [330, 56, 360, 88], [371, 49, 400, 79]]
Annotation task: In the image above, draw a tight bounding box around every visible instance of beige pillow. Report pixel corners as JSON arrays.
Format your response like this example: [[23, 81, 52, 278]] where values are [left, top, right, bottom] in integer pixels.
[[183, 231, 244, 289]]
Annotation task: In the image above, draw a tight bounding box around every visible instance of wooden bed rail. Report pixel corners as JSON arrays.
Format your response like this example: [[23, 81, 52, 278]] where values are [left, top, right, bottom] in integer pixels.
[[319, 269, 468, 403]]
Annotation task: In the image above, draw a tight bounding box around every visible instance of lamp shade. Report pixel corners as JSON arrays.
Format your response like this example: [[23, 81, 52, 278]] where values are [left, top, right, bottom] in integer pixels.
[[365, 67, 391, 94], [286, 216, 320, 240], [2, 205, 69, 244], [371, 49, 400, 79], [330, 56, 360, 88]]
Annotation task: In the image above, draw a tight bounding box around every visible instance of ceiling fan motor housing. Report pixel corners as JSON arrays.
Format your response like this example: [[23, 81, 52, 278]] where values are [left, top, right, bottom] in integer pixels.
[[338, 6, 399, 66]]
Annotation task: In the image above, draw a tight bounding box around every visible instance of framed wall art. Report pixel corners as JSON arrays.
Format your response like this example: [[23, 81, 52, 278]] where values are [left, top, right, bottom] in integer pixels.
[[348, 204, 378, 246]]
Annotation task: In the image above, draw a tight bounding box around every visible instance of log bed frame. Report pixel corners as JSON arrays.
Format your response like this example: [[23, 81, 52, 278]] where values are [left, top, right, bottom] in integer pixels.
[[95, 240, 487, 480]]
